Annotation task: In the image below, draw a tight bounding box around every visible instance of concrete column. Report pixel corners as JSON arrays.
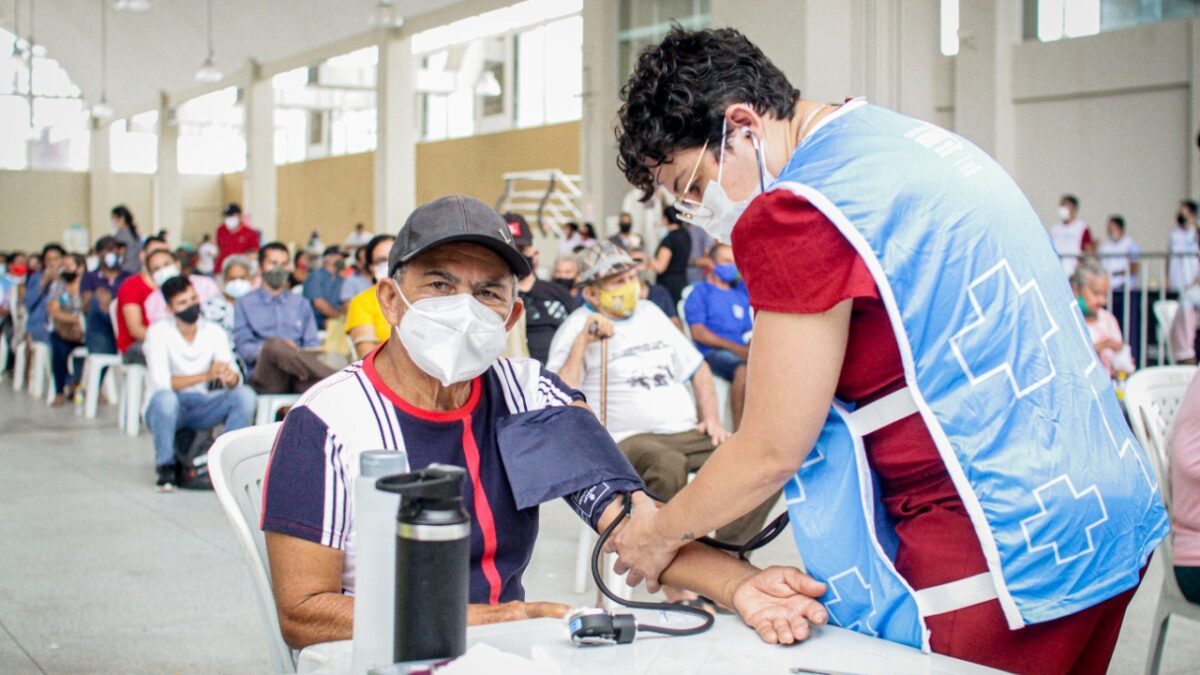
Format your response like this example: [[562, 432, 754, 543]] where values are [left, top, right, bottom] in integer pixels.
[[1190, 18, 1199, 198], [154, 92, 184, 245], [243, 66, 277, 242], [578, 0, 624, 234], [374, 30, 417, 234], [953, 0, 1021, 171], [88, 119, 113, 242]]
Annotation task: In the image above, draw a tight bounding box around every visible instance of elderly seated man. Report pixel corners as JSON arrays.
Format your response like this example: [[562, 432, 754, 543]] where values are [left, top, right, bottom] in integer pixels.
[[261, 196, 828, 650], [684, 242, 752, 428], [547, 242, 780, 603], [233, 242, 335, 394]]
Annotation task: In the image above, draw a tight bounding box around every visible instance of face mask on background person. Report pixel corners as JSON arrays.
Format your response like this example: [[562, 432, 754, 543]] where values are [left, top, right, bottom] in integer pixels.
[[552, 277, 575, 291], [713, 263, 740, 284], [61, 270, 78, 283], [225, 215, 240, 229], [597, 280, 639, 319], [1178, 213, 1188, 227], [676, 117, 774, 244], [372, 262, 390, 282], [392, 282, 511, 387], [175, 303, 202, 325], [1059, 206, 1072, 221], [9, 263, 26, 280], [152, 264, 180, 287], [223, 278, 252, 299], [102, 252, 119, 269], [619, 221, 633, 234], [262, 267, 289, 290], [85, 255, 99, 272]]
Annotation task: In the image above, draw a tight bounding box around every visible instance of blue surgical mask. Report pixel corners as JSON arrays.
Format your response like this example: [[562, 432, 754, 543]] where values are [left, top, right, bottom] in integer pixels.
[[714, 263, 739, 284]]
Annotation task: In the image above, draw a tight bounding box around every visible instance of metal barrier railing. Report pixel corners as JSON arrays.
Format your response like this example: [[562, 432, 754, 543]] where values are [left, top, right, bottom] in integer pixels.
[[1058, 251, 1198, 369]]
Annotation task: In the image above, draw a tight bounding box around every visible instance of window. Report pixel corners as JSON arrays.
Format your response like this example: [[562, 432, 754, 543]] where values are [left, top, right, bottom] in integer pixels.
[[176, 87, 245, 175], [272, 47, 378, 165], [618, 0, 710, 80], [415, 0, 582, 141], [110, 111, 158, 174], [0, 28, 89, 171], [515, 16, 582, 128], [941, 0, 960, 56], [1027, 0, 1200, 42]]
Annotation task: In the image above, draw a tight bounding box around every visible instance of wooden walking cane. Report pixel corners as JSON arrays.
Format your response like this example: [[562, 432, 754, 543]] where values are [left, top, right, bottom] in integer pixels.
[[596, 325, 610, 607]]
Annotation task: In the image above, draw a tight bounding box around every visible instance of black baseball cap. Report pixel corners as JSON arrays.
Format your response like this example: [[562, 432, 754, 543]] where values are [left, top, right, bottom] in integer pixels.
[[389, 196, 531, 278], [503, 212, 533, 248]]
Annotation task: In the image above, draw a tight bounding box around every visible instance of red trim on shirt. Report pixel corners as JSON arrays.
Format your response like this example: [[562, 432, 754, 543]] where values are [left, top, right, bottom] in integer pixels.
[[362, 342, 482, 422], [460, 418, 502, 604]]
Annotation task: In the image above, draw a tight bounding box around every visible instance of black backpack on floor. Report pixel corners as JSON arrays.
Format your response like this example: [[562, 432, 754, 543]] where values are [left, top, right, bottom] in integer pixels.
[[173, 428, 217, 490]]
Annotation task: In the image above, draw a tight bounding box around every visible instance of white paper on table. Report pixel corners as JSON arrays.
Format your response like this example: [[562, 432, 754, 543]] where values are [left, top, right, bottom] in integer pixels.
[[438, 643, 561, 675]]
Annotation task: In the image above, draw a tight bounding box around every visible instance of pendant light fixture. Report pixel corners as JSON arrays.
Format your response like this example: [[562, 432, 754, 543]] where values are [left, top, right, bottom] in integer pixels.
[[92, 0, 113, 119], [194, 0, 221, 83]]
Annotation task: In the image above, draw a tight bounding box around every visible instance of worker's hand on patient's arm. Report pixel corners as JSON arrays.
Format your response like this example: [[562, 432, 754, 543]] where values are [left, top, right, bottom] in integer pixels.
[[265, 532, 353, 649], [598, 494, 827, 645], [468, 601, 570, 625], [604, 491, 685, 591], [728, 567, 828, 645]]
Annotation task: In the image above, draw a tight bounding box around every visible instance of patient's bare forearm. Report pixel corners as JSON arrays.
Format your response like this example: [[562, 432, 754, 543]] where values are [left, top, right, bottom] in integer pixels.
[[280, 592, 353, 649]]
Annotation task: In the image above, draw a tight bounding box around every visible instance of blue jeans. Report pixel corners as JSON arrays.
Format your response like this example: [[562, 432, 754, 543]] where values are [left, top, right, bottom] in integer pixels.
[[703, 348, 746, 382], [145, 386, 257, 467], [50, 332, 85, 395]]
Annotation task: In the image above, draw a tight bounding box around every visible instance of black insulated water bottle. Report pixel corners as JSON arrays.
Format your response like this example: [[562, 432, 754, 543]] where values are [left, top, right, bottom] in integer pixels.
[[376, 464, 470, 664]]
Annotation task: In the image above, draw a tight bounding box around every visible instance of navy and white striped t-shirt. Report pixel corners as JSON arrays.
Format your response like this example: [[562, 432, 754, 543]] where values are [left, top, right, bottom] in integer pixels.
[[260, 348, 631, 604]]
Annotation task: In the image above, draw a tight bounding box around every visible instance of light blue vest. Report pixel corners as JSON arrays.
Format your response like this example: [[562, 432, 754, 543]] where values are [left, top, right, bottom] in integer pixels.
[[771, 101, 1168, 651]]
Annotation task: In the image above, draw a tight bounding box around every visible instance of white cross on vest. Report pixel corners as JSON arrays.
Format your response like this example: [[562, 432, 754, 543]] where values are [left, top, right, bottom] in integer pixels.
[[949, 260, 1059, 397]]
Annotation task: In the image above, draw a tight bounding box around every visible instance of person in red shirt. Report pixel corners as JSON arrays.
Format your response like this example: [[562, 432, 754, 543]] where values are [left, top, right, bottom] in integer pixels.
[[605, 27, 1142, 674], [215, 203, 261, 273], [116, 240, 174, 363]]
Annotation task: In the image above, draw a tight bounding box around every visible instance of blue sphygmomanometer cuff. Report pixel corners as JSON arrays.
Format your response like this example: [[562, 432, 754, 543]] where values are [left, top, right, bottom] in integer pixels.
[[495, 405, 644, 530]]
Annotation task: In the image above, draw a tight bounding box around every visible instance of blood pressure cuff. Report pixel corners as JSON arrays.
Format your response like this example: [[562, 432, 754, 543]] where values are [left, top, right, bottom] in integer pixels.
[[495, 405, 644, 530]]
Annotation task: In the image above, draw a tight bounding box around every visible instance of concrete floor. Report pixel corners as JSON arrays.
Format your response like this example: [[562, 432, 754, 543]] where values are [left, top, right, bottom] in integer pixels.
[[1, 384, 1198, 674]]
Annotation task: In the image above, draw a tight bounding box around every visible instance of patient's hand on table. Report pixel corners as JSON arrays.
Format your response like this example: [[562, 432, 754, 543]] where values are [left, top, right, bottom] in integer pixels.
[[729, 566, 828, 645], [468, 601, 571, 625]]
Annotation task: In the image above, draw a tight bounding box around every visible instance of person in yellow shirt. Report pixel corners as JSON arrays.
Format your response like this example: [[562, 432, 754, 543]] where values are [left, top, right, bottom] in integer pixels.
[[345, 235, 394, 359]]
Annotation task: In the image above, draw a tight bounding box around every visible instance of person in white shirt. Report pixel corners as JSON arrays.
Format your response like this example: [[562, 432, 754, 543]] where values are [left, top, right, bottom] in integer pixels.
[[1097, 215, 1143, 365], [1048, 194, 1094, 276], [1169, 200, 1200, 293], [547, 242, 778, 603], [144, 276, 256, 492], [196, 234, 218, 276], [343, 223, 372, 251]]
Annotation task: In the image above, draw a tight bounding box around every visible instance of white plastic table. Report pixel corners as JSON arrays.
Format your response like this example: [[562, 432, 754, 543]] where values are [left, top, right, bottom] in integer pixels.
[[298, 613, 1008, 674]]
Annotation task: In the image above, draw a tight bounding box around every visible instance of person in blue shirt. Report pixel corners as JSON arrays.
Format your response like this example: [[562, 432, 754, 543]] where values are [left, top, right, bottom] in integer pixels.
[[302, 245, 346, 331], [23, 243, 66, 346], [233, 242, 334, 394], [683, 243, 752, 428]]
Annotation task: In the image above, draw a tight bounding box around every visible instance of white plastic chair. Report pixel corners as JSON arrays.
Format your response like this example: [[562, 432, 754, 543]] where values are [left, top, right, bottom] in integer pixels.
[[1123, 366, 1200, 675], [1153, 300, 1180, 364], [28, 340, 50, 401], [83, 352, 122, 418], [118, 363, 149, 437], [209, 423, 297, 674], [255, 394, 301, 426], [0, 331, 8, 383], [11, 337, 26, 392]]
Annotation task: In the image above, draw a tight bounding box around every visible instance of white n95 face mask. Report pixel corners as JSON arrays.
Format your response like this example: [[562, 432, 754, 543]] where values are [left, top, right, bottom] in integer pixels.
[[393, 282, 511, 387], [676, 117, 774, 244], [152, 264, 180, 287]]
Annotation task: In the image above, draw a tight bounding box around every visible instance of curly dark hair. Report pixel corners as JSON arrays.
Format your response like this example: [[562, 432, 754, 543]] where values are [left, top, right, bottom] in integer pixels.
[[616, 26, 800, 200]]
